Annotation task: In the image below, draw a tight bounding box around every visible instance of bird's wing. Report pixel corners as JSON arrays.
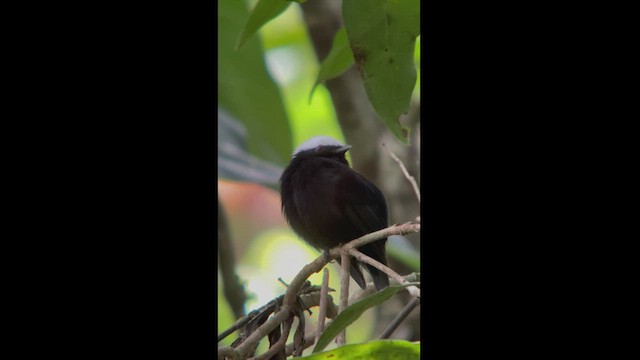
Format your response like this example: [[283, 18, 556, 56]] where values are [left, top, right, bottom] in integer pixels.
[[289, 159, 387, 244], [336, 170, 389, 238], [337, 170, 391, 290]]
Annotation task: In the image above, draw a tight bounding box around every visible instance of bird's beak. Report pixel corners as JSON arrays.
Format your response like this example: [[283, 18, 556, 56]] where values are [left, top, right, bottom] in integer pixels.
[[335, 145, 352, 154]]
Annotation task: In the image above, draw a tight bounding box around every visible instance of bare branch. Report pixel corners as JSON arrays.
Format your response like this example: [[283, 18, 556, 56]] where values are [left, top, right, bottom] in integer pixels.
[[316, 268, 330, 344], [382, 143, 421, 203], [218, 346, 238, 360], [348, 272, 420, 303], [334, 222, 421, 257], [378, 297, 420, 339], [285, 333, 316, 356], [348, 249, 420, 299], [249, 317, 293, 360], [300, 292, 338, 319], [336, 252, 351, 346]]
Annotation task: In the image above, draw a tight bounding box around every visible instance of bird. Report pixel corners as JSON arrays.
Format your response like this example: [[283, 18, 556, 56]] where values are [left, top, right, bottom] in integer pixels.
[[279, 136, 390, 291]]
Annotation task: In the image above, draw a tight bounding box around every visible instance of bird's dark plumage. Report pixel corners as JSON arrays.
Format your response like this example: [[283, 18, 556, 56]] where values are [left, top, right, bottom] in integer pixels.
[[280, 136, 390, 291]]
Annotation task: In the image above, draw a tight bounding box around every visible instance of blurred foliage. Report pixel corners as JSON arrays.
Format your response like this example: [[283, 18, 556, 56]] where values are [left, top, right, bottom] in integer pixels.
[[217, 0, 420, 356], [387, 235, 420, 272], [258, 4, 345, 148], [218, 0, 293, 165]]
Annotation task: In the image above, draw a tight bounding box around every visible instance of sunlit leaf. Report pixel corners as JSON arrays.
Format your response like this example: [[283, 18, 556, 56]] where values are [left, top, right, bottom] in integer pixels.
[[343, 0, 420, 145]]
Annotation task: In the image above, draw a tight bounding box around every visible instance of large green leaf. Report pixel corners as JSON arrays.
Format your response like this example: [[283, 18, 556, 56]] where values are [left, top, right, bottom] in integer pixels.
[[235, 0, 291, 50], [218, 0, 292, 166], [343, 0, 420, 145], [302, 340, 419, 360], [313, 283, 420, 353]]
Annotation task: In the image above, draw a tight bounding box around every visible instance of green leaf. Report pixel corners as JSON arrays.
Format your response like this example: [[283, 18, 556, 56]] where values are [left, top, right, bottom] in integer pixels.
[[218, 0, 293, 166], [235, 0, 291, 50], [304, 340, 419, 360], [313, 283, 419, 353], [343, 0, 420, 145], [309, 27, 355, 102]]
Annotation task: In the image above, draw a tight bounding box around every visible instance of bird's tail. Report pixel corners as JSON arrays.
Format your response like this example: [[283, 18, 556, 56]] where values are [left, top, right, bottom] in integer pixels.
[[366, 262, 390, 291], [336, 257, 368, 290], [344, 260, 389, 291], [336, 239, 390, 291], [358, 239, 390, 291]]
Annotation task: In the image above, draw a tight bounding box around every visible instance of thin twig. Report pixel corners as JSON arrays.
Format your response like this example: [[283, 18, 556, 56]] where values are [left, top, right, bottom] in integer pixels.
[[378, 297, 420, 339], [382, 143, 421, 203], [218, 346, 238, 360], [348, 272, 420, 303], [316, 268, 330, 344], [348, 249, 420, 299], [336, 252, 351, 346], [250, 317, 293, 360], [330, 223, 421, 263], [217, 317, 246, 343], [300, 292, 338, 319], [220, 288, 334, 345], [218, 297, 280, 343], [285, 333, 316, 356], [293, 307, 306, 357]]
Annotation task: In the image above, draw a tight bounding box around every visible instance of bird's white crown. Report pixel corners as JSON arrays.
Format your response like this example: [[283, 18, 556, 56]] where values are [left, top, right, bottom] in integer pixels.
[[293, 136, 345, 156]]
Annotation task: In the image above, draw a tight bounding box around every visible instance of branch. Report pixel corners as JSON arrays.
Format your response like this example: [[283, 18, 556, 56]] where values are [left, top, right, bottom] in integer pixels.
[[285, 333, 316, 356], [218, 346, 238, 360], [378, 296, 420, 339], [382, 143, 421, 203], [218, 289, 337, 344], [226, 222, 420, 359], [331, 222, 421, 258], [315, 268, 330, 344], [249, 317, 293, 360], [348, 248, 420, 299], [336, 251, 351, 345], [348, 272, 420, 303]]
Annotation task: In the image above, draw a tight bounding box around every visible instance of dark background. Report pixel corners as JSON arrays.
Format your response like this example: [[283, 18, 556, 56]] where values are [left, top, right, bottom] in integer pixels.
[[5, 1, 620, 358]]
